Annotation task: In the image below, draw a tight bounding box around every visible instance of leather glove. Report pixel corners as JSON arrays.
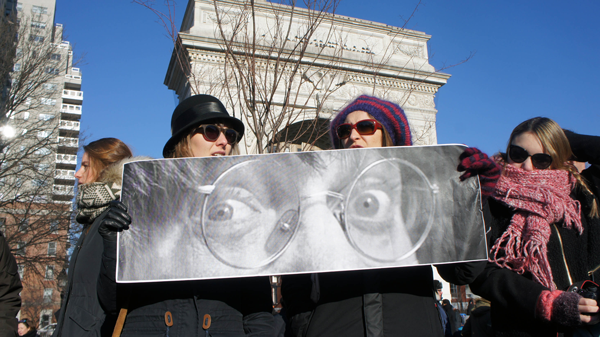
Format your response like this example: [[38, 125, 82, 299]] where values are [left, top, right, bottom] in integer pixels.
[[457, 147, 501, 199], [98, 200, 132, 242]]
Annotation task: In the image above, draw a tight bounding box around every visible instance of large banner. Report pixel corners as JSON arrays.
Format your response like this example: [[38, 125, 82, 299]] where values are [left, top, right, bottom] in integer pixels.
[[117, 144, 487, 283]]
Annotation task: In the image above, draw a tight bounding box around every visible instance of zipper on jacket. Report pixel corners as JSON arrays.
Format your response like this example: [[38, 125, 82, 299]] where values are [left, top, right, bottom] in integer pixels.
[[553, 224, 573, 286]]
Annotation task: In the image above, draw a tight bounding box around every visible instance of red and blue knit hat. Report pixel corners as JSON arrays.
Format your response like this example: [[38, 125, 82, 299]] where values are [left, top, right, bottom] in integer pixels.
[[329, 95, 412, 149]]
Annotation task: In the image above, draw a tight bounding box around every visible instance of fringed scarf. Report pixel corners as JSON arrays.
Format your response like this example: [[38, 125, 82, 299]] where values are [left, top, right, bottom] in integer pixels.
[[489, 165, 583, 290], [76, 182, 120, 224]]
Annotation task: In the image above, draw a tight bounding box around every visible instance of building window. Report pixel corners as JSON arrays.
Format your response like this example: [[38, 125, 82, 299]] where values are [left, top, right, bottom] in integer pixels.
[[0, 218, 5, 234], [47, 242, 56, 256], [34, 147, 52, 155], [31, 5, 48, 14], [22, 111, 29, 120], [38, 113, 54, 121], [18, 220, 28, 233], [45, 265, 54, 279], [43, 83, 57, 91], [29, 35, 45, 43], [35, 164, 51, 172], [17, 264, 24, 279], [13, 63, 21, 72], [37, 130, 51, 138], [40, 98, 56, 106], [43, 288, 52, 303], [32, 179, 47, 187], [49, 220, 59, 234], [16, 241, 25, 256], [31, 21, 46, 29], [45, 67, 59, 75], [49, 54, 61, 61], [16, 2, 22, 11], [39, 310, 52, 329]]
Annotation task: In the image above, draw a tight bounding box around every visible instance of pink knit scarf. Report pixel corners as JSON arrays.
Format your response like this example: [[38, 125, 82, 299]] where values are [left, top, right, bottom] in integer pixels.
[[489, 165, 582, 290]]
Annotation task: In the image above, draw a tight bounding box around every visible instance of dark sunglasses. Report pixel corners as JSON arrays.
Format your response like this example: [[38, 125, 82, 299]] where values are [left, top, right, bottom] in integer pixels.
[[336, 119, 383, 140], [194, 125, 240, 145], [508, 145, 553, 169]]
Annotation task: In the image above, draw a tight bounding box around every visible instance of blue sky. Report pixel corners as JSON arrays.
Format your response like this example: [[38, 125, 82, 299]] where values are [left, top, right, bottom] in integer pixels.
[[54, 0, 599, 159]]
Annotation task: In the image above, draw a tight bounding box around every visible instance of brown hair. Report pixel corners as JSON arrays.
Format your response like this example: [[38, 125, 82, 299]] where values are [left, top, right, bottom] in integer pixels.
[[507, 117, 598, 217], [165, 122, 239, 159], [83, 138, 133, 182], [369, 113, 394, 147]]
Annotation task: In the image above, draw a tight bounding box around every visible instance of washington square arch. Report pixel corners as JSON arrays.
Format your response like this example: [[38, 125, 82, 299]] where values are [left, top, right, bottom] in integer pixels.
[[164, 0, 451, 153]]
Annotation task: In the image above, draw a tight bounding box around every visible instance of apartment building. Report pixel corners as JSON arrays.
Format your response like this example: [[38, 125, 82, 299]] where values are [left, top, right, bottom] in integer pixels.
[[1, 0, 81, 328]]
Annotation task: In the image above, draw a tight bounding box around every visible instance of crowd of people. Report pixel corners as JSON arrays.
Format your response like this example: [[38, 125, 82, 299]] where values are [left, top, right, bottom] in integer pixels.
[[0, 93, 598, 337]]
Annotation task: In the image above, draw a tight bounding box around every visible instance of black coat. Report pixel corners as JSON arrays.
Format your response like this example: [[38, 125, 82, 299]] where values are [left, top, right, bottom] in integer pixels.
[[53, 210, 110, 337], [0, 233, 21, 337], [461, 305, 492, 337], [98, 236, 276, 337], [282, 262, 484, 337], [469, 132, 600, 337]]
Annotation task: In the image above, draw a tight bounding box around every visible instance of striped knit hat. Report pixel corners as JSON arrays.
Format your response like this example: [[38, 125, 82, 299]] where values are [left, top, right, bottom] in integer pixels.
[[329, 95, 412, 149]]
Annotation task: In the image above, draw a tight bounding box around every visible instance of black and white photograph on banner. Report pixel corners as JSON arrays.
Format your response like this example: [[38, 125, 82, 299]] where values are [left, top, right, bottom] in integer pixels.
[[116, 144, 487, 283]]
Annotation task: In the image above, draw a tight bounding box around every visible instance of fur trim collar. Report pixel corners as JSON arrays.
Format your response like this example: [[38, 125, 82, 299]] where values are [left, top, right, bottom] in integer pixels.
[[98, 156, 152, 185]]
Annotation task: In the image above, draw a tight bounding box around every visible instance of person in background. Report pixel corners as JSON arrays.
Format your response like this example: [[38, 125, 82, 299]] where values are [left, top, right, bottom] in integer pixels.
[[461, 298, 492, 337], [0, 231, 21, 337], [442, 299, 461, 335], [470, 117, 600, 336], [282, 95, 493, 337], [17, 319, 39, 337], [97, 94, 276, 336], [52, 138, 134, 337], [435, 281, 453, 337]]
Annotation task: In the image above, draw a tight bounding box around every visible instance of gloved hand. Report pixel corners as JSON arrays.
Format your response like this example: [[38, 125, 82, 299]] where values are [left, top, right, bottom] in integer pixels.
[[98, 200, 132, 242], [536, 290, 593, 326], [457, 147, 501, 199]]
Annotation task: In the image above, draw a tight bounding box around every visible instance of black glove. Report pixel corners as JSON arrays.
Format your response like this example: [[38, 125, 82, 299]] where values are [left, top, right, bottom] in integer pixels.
[[98, 200, 132, 242]]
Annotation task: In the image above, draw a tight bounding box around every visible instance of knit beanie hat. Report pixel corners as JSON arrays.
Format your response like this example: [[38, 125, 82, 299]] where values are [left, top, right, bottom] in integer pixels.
[[329, 95, 412, 149]]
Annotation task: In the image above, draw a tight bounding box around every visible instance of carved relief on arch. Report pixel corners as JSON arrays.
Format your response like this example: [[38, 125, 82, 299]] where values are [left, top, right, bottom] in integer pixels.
[[394, 43, 424, 59]]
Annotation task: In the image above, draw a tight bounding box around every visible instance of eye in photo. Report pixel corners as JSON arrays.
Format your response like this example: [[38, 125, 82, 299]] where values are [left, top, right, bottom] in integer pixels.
[[117, 144, 487, 283]]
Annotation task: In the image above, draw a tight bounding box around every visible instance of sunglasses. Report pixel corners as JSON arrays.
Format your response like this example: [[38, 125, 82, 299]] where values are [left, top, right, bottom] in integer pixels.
[[508, 145, 553, 169], [194, 125, 240, 145], [336, 119, 383, 140]]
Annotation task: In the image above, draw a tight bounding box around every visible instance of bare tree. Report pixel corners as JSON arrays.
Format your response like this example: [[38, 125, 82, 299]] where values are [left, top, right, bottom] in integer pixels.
[[139, 0, 464, 152], [0, 8, 79, 326]]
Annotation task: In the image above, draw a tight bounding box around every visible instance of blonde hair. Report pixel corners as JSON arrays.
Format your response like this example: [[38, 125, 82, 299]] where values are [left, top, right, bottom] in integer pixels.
[[508, 117, 598, 217], [165, 123, 239, 159]]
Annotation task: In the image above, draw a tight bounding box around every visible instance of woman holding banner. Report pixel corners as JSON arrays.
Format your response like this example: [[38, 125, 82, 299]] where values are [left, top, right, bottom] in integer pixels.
[[53, 138, 134, 337], [282, 95, 493, 337], [96, 95, 275, 336], [469, 118, 600, 337]]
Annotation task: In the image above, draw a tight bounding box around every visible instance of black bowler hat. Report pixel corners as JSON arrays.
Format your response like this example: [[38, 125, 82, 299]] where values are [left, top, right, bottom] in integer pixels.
[[163, 95, 245, 157]]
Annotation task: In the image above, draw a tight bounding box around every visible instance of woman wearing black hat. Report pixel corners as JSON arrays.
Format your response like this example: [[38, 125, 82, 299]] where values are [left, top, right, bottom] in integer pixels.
[[96, 95, 275, 336]]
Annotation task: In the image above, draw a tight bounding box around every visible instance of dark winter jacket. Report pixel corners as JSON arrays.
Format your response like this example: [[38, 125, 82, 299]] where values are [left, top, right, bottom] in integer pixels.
[[53, 157, 144, 337], [443, 302, 461, 334], [96, 159, 276, 336], [438, 300, 452, 337], [282, 262, 484, 337], [52, 210, 110, 337], [469, 132, 600, 337], [98, 251, 275, 337], [0, 232, 21, 337], [461, 299, 491, 337]]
